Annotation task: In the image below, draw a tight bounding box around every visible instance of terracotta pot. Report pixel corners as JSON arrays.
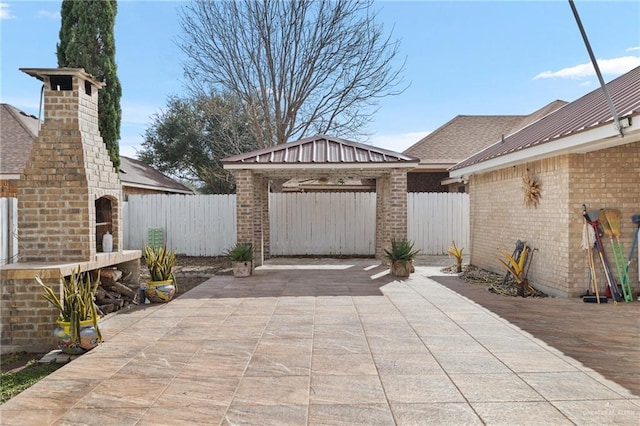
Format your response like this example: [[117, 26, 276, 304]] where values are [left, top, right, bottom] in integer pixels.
[[232, 261, 252, 277], [145, 279, 176, 303], [54, 319, 100, 354], [391, 260, 414, 277]]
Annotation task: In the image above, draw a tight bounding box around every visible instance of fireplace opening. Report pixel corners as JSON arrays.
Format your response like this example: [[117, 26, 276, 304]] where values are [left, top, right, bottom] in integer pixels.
[[95, 197, 114, 252]]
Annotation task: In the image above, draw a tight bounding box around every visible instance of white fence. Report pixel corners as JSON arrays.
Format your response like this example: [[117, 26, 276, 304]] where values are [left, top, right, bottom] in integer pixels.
[[270, 192, 376, 256], [0, 197, 18, 265], [123, 192, 469, 256], [408, 192, 470, 255], [124, 194, 236, 256]]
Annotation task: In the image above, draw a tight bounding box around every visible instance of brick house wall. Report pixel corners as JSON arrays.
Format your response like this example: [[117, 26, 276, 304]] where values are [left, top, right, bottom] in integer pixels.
[[407, 171, 449, 192], [469, 141, 639, 297], [1, 179, 18, 198]]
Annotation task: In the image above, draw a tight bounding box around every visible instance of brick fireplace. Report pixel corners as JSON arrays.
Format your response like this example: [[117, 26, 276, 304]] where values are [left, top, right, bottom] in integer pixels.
[[0, 68, 140, 353], [18, 68, 122, 261]]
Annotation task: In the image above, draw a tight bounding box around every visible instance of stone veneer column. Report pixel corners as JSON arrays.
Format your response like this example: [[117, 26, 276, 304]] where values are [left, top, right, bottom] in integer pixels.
[[259, 177, 270, 262]]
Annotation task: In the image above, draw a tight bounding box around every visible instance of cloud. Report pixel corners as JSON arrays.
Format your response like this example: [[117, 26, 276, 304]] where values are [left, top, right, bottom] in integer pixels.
[[534, 56, 640, 80], [369, 131, 431, 154], [0, 3, 15, 19], [627, 46, 640, 52], [38, 10, 60, 19]]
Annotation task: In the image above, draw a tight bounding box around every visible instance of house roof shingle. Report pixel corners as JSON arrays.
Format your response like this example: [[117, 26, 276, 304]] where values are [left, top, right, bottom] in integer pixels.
[[451, 66, 640, 171], [119, 156, 193, 194], [0, 104, 40, 176], [404, 100, 568, 167]]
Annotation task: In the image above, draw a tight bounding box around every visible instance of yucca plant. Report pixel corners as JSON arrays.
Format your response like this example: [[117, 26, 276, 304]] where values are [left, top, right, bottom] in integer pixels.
[[497, 245, 530, 297], [37, 266, 103, 346], [447, 240, 464, 273], [144, 245, 177, 282]]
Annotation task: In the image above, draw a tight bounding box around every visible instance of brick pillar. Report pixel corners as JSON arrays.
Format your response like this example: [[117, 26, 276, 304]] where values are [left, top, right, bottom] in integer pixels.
[[235, 169, 254, 247], [375, 176, 390, 260], [260, 178, 270, 261], [389, 168, 408, 241], [252, 176, 268, 266]]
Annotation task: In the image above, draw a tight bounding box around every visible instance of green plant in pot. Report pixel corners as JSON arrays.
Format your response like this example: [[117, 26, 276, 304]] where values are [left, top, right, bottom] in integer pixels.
[[37, 266, 103, 355], [384, 238, 420, 278], [143, 245, 177, 303], [226, 242, 254, 277]]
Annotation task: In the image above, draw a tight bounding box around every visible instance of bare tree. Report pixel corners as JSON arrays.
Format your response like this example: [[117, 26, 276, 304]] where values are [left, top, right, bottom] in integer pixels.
[[179, 0, 404, 148]]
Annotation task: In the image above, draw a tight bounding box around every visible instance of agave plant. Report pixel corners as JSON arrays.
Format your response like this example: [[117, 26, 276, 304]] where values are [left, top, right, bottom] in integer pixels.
[[497, 245, 530, 297], [225, 242, 254, 262], [144, 245, 177, 282], [447, 241, 464, 273], [384, 238, 420, 262], [37, 266, 102, 346]]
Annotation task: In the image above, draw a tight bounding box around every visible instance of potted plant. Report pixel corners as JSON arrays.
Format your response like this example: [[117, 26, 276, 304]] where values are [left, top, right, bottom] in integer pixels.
[[37, 267, 103, 354], [226, 242, 254, 277], [384, 238, 420, 277], [447, 240, 464, 273], [143, 245, 177, 302]]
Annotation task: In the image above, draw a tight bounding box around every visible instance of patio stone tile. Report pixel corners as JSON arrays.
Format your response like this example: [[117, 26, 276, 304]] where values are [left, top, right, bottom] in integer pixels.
[[552, 399, 640, 425], [391, 402, 483, 425], [139, 405, 227, 425], [419, 334, 486, 353], [186, 353, 251, 377], [372, 352, 444, 376], [310, 375, 386, 405], [255, 338, 313, 354], [496, 350, 579, 373], [198, 337, 259, 356], [222, 404, 308, 425], [431, 351, 511, 374], [311, 353, 378, 375], [312, 336, 370, 354], [262, 322, 314, 340], [73, 378, 168, 409], [449, 373, 544, 402], [233, 376, 310, 405], [380, 373, 465, 404], [112, 356, 187, 379], [245, 351, 311, 376], [0, 409, 66, 425], [519, 372, 630, 401], [313, 323, 365, 338], [268, 313, 315, 324], [308, 403, 395, 425], [0, 378, 100, 411], [471, 401, 573, 425], [155, 376, 239, 406], [53, 408, 147, 426], [366, 336, 428, 355]]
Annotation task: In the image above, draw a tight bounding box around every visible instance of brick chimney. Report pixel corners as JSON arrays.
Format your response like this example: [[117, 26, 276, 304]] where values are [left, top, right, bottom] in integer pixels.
[[18, 68, 122, 262]]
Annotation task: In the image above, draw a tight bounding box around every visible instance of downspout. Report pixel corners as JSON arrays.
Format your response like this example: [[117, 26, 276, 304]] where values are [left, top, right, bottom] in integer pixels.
[[568, 0, 628, 137]]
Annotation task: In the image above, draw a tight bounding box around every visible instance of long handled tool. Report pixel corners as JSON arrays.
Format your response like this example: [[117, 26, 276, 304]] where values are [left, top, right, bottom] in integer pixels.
[[625, 214, 640, 282], [581, 219, 604, 303], [601, 209, 633, 302], [582, 205, 622, 303], [604, 209, 633, 303]]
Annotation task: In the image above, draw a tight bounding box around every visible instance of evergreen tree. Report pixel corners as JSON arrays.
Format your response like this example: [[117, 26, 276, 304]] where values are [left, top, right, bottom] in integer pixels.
[[57, 0, 121, 168]]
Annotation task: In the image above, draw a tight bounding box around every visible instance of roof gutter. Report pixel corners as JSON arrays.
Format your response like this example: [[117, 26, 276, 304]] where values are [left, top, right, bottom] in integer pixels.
[[569, 0, 628, 137]]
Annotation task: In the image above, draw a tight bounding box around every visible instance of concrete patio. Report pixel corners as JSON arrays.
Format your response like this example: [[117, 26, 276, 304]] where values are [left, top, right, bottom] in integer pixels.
[[1, 259, 638, 425]]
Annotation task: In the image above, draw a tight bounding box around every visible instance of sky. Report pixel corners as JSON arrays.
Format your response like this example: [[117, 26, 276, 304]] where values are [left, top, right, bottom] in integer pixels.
[[1, 1, 639, 159]]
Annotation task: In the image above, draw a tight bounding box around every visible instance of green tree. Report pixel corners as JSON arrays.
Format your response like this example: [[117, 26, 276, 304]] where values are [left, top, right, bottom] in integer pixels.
[[139, 92, 258, 194], [57, 0, 121, 168], [180, 0, 404, 148]]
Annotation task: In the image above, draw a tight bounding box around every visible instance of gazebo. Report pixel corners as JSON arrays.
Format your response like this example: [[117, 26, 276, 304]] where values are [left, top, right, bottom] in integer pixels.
[[222, 135, 419, 266]]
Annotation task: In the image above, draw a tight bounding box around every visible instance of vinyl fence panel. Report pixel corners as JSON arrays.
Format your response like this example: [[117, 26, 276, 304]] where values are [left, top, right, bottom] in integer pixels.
[[0, 197, 18, 265], [270, 192, 376, 256], [407, 192, 469, 255], [124, 194, 236, 256]]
